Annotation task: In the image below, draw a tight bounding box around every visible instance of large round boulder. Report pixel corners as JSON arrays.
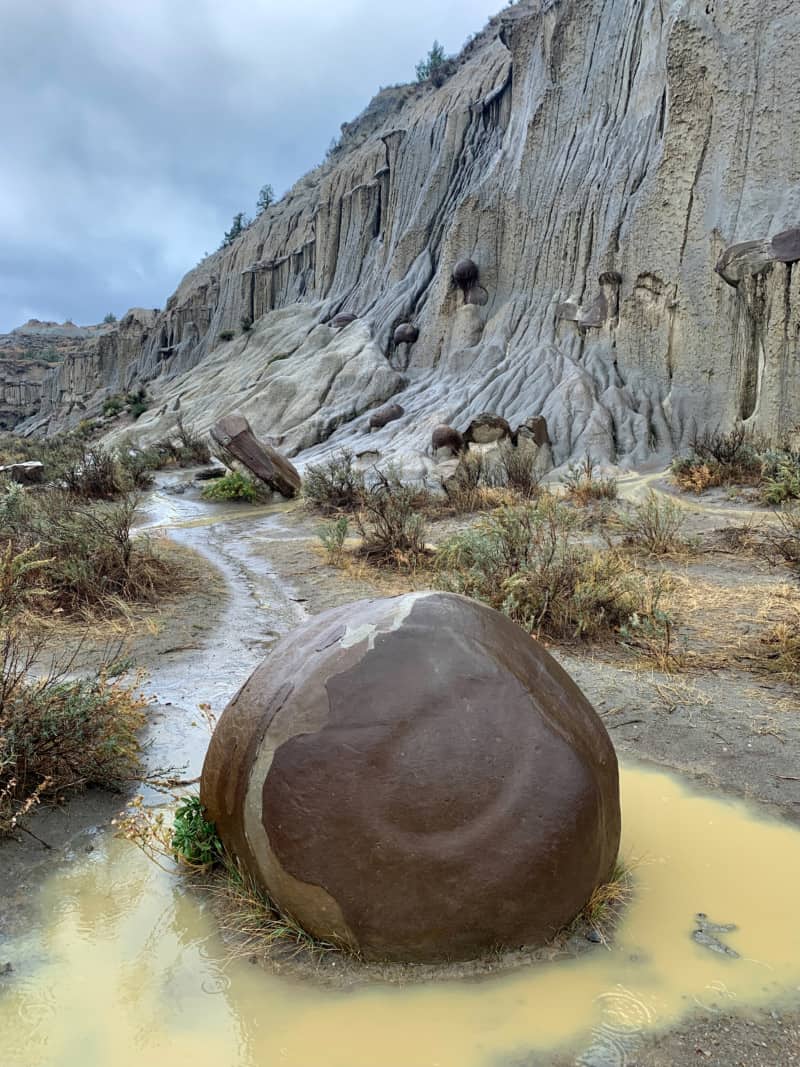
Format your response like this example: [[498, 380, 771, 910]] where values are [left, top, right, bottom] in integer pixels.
[[201, 592, 620, 963], [452, 258, 479, 290], [368, 402, 404, 430]]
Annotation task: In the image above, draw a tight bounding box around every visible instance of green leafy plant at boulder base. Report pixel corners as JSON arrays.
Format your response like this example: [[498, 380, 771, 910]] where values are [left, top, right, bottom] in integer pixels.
[[171, 795, 223, 868], [218, 329, 235, 343], [201, 471, 262, 503]]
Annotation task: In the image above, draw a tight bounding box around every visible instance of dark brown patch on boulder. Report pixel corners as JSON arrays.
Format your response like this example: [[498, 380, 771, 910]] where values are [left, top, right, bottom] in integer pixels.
[[211, 414, 301, 498], [393, 323, 419, 346], [368, 403, 405, 430], [201, 592, 621, 963], [771, 227, 800, 264], [330, 312, 358, 329], [431, 424, 465, 455], [452, 258, 479, 290], [464, 412, 513, 445]]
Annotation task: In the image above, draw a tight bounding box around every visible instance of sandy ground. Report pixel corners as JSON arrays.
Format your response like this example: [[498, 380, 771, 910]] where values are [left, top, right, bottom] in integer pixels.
[[2, 470, 799, 1065]]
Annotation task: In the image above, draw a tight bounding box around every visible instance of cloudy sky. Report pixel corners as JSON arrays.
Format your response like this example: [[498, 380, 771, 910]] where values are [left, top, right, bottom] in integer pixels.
[[0, 0, 503, 333]]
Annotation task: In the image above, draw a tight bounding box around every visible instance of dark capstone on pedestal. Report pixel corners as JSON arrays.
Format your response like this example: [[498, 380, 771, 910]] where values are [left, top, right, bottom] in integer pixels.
[[201, 592, 621, 963]]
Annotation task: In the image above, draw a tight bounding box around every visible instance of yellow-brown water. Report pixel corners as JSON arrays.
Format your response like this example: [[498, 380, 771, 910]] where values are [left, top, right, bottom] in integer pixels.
[[2, 763, 800, 1067]]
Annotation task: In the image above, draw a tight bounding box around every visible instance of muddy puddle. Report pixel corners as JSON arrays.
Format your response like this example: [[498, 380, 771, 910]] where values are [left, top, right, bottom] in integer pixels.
[[3, 765, 800, 1066], [2, 476, 800, 1066]]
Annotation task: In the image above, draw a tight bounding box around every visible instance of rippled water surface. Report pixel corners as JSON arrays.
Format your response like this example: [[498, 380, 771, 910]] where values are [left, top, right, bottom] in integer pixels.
[[3, 764, 800, 1067]]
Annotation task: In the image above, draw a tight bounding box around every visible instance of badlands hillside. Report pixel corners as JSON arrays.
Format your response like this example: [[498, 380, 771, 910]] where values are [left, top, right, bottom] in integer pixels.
[[17, 0, 800, 471]]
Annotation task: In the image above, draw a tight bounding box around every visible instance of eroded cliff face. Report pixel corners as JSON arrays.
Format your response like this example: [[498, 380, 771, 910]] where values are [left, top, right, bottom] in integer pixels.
[[24, 0, 800, 469]]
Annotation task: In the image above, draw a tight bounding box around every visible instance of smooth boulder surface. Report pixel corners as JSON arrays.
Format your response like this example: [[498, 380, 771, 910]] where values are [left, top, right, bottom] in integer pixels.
[[201, 591, 621, 963], [211, 414, 301, 498], [368, 402, 404, 430]]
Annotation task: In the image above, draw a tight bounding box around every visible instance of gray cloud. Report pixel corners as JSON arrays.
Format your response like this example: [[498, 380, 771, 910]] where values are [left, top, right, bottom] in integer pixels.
[[0, 0, 502, 331]]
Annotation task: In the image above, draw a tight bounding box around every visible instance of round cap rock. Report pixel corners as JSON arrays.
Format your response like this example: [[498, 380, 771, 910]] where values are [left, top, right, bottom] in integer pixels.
[[201, 592, 621, 963], [452, 258, 479, 288]]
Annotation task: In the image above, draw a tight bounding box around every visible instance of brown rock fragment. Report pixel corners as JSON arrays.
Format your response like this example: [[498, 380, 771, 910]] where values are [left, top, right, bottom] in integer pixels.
[[211, 414, 301, 498]]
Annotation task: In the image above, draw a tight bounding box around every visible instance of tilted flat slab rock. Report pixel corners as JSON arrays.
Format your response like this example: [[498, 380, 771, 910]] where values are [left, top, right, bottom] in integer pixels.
[[201, 592, 621, 963], [211, 414, 301, 498]]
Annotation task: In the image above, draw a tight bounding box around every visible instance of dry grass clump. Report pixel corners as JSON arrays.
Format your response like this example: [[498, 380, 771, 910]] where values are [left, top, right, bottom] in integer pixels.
[[0, 483, 183, 619], [435, 495, 672, 648], [620, 491, 690, 555], [575, 859, 635, 943], [761, 507, 800, 576], [118, 792, 336, 960], [0, 628, 146, 836], [758, 613, 800, 678], [561, 455, 619, 505]]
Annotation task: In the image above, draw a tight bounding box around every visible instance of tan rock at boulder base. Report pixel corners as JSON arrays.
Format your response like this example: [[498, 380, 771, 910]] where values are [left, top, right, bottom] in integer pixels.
[[201, 592, 621, 963], [211, 414, 301, 498]]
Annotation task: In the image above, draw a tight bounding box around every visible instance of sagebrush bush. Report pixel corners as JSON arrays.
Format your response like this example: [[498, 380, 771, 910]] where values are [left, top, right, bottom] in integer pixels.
[[0, 630, 146, 835], [621, 491, 689, 554], [435, 496, 671, 643], [762, 454, 800, 505], [441, 452, 491, 513], [0, 486, 180, 616], [303, 449, 366, 513], [495, 440, 545, 499], [355, 467, 430, 565]]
